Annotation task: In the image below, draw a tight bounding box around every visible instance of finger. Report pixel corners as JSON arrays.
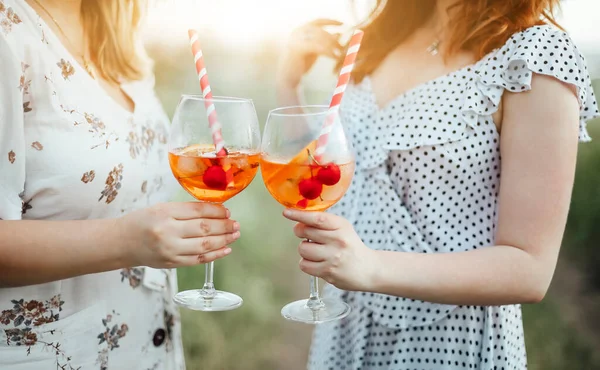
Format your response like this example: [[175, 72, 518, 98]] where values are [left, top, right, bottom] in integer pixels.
[[197, 247, 232, 264], [313, 41, 342, 59], [293, 223, 336, 244], [168, 202, 229, 220], [309, 18, 344, 27], [301, 43, 339, 60], [283, 209, 340, 230], [175, 247, 232, 267], [180, 231, 240, 255], [179, 218, 239, 238], [298, 240, 328, 262], [330, 33, 344, 53], [315, 29, 343, 50], [299, 258, 325, 277], [300, 28, 342, 52]]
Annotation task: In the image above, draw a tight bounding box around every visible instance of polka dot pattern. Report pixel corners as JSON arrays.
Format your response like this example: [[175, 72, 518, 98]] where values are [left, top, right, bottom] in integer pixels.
[[309, 25, 599, 369]]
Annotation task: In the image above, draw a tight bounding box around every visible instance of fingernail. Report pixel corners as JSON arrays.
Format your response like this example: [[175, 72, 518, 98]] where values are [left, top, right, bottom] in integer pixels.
[[233, 231, 241, 239], [283, 209, 293, 217], [226, 209, 231, 218], [224, 248, 232, 255], [233, 222, 240, 231]]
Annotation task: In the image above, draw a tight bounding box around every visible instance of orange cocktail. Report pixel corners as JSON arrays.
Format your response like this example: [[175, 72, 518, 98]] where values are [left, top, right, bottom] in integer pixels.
[[261, 156, 354, 211], [169, 145, 260, 203]]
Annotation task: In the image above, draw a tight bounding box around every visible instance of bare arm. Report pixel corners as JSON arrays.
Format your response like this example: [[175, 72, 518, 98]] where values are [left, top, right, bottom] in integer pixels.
[[287, 74, 582, 306], [0, 203, 240, 288], [0, 219, 125, 287]]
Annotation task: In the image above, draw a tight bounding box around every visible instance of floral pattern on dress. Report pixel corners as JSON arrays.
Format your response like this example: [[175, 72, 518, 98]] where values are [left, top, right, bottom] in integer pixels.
[[67, 111, 118, 150], [19, 62, 33, 113], [96, 313, 129, 370], [0, 2, 21, 35], [126, 118, 168, 160], [119, 268, 142, 289], [19, 62, 31, 93], [21, 198, 32, 215], [83, 113, 106, 133], [0, 295, 78, 368], [18, 191, 32, 215], [57, 59, 75, 80], [99, 164, 123, 204], [127, 127, 155, 159], [140, 176, 164, 205], [8, 150, 15, 163], [31, 141, 43, 151], [0, 295, 64, 328], [157, 125, 167, 145], [162, 309, 175, 352], [4, 327, 37, 346], [81, 170, 95, 184]]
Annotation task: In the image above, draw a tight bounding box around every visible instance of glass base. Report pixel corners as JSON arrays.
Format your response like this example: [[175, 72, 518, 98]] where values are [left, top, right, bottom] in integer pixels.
[[281, 297, 351, 324], [173, 289, 243, 311]]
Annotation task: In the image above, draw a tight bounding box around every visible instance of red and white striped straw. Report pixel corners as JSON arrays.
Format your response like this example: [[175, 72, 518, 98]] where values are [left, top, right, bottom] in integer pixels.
[[188, 29, 227, 156], [314, 30, 364, 160]]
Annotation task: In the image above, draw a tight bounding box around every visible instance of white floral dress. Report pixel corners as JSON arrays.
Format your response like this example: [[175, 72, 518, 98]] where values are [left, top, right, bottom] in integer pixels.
[[309, 25, 600, 369], [0, 1, 184, 369]]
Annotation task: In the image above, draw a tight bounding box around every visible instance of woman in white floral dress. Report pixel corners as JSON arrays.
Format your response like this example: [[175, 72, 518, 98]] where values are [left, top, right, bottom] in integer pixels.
[[0, 1, 241, 369], [278, 0, 600, 369]]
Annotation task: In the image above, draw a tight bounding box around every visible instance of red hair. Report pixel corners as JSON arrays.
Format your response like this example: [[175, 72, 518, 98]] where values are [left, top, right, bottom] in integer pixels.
[[341, 0, 563, 83]]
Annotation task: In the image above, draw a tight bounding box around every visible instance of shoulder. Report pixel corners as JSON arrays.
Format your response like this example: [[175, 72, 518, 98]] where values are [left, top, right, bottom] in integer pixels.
[[465, 25, 599, 140], [481, 24, 597, 112], [1, 0, 41, 57], [484, 24, 590, 92], [504, 24, 571, 48]]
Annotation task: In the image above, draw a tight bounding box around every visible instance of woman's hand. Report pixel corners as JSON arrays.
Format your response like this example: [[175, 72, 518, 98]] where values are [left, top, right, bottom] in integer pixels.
[[276, 19, 343, 91], [283, 209, 378, 291], [119, 202, 240, 268]]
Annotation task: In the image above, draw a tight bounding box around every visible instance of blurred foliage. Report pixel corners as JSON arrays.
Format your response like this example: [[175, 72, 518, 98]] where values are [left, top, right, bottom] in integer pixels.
[[565, 80, 600, 289], [148, 37, 600, 369]]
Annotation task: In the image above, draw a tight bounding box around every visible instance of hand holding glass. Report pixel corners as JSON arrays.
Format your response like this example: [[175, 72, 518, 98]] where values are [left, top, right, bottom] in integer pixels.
[[261, 105, 355, 323], [168, 95, 260, 311]]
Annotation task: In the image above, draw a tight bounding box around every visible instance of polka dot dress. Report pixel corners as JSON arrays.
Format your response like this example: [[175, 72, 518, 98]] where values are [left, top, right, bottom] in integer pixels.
[[308, 25, 600, 370]]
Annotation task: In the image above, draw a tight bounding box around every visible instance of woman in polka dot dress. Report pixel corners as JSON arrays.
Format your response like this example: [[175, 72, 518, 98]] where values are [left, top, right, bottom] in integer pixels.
[[277, 0, 600, 369]]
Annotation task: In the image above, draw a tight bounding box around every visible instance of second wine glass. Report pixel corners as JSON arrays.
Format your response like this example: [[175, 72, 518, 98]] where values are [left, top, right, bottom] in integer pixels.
[[260, 105, 355, 324], [168, 95, 261, 311]]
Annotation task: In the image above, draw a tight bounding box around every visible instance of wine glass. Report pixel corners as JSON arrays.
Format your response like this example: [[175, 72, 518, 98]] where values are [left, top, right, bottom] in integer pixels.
[[260, 105, 355, 323], [168, 95, 261, 311]]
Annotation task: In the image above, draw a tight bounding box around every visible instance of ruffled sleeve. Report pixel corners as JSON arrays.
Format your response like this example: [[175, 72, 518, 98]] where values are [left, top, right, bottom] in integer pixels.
[[464, 25, 600, 141], [0, 33, 26, 220]]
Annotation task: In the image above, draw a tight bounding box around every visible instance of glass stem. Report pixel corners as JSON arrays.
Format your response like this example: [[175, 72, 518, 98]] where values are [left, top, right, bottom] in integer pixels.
[[306, 238, 325, 311], [307, 276, 325, 310], [201, 261, 216, 299]]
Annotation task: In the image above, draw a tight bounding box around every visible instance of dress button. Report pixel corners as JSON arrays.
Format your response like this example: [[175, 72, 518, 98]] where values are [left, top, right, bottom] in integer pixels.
[[153, 328, 166, 346]]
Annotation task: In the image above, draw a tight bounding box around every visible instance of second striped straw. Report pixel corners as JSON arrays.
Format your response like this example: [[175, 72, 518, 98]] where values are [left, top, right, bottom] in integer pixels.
[[314, 29, 364, 161]]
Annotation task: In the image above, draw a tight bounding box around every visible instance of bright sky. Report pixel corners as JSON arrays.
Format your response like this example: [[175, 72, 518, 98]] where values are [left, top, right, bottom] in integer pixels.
[[144, 0, 600, 75]]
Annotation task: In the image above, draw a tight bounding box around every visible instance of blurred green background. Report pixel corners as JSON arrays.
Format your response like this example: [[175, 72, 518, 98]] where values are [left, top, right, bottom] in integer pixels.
[[145, 4, 600, 369]]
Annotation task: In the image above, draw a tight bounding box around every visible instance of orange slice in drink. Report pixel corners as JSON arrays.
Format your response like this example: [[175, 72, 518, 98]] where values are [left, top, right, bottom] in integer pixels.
[[261, 140, 317, 183]]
